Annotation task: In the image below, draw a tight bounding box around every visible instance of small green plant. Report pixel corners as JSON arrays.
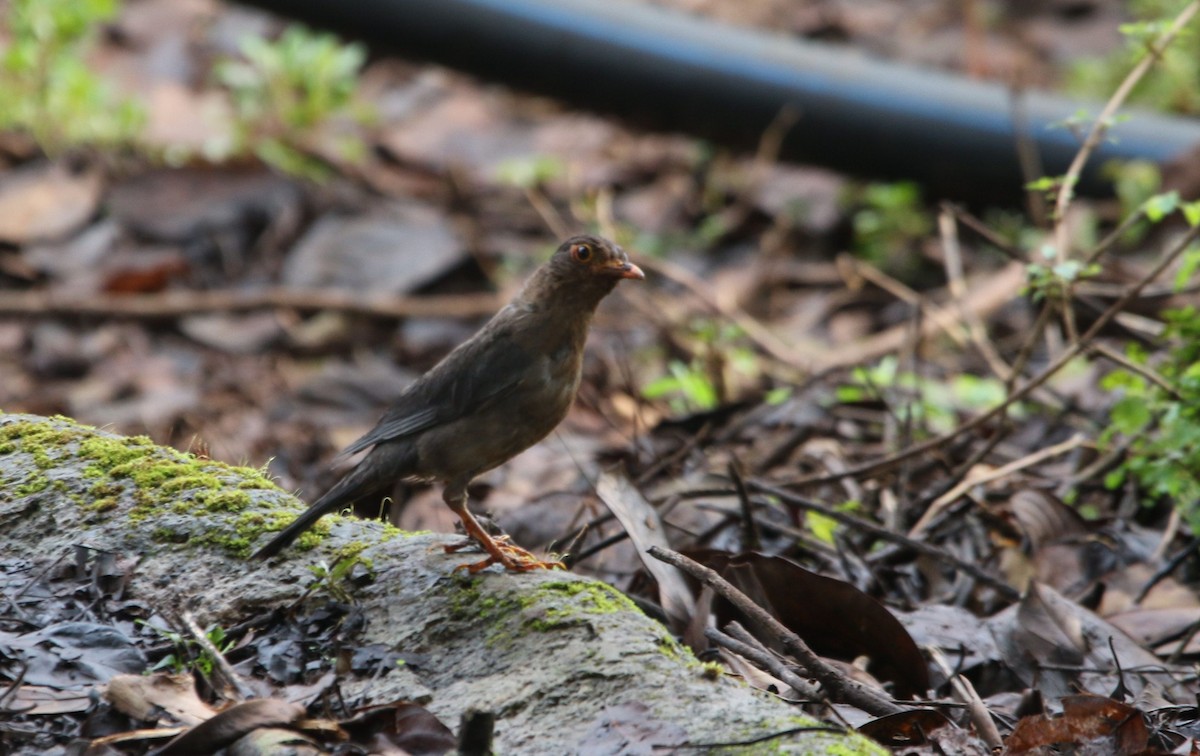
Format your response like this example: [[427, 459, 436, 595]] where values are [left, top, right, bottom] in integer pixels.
[[1100, 193, 1200, 527], [643, 359, 720, 413], [1024, 244, 1103, 302], [141, 621, 233, 677], [641, 319, 761, 414], [306, 552, 370, 603], [0, 0, 144, 150], [846, 181, 933, 276], [805, 500, 860, 544], [837, 356, 1014, 436], [1103, 306, 1200, 528], [1068, 0, 1200, 114], [214, 25, 372, 179]]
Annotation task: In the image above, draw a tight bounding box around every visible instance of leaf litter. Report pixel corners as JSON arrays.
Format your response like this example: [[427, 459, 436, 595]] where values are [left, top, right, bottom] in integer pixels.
[[3, 0, 1200, 753]]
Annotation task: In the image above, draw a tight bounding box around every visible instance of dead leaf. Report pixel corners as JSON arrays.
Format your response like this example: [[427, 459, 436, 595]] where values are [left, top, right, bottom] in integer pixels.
[[596, 472, 695, 629], [0, 161, 103, 244], [153, 699, 306, 756], [858, 708, 956, 748], [340, 701, 456, 756], [2, 684, 92, 715], [1006, 695, 1149, 755], [691, 550, 930, 699], [988, 582, 1190, 702], [281, 201, 464, 294], [105, 673, 216, 726]]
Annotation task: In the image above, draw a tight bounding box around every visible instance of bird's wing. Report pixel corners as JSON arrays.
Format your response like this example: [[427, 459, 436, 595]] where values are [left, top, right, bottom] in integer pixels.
[[343, 324, 532, 455]]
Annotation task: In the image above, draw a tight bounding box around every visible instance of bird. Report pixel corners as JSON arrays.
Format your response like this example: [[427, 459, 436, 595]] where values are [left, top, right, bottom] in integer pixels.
[[252, 234, 643, 572]]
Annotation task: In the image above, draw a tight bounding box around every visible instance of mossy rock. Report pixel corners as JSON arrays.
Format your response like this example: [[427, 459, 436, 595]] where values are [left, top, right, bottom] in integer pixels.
[[0, 413, 886, 755]]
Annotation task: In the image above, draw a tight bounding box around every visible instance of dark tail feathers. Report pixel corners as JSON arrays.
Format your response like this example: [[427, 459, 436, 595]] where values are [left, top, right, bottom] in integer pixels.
[[251, 468, 369, 560]]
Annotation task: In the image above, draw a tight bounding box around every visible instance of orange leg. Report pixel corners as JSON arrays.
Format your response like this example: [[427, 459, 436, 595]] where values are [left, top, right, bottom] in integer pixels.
[[442, 489, 564, 573]]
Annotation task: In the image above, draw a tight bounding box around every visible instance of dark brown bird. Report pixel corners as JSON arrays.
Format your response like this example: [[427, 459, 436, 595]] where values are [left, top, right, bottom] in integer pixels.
[[252, 235, 643, 571]]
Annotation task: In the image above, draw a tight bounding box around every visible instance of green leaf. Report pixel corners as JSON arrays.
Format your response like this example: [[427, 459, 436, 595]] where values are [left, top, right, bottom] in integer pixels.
[[1143, 190, 1180, 222], [1174, 246, 1200, 291], [1110, 395, 1152, 435], [805, 510, 839, 544], [1052, 260, 1083, 281], [641, 375, 683, 401], [765, 387, 792, 406], [1183, 201, 1200, 228]]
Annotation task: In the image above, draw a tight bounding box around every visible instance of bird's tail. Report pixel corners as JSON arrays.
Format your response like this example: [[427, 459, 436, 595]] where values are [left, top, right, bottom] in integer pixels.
[[251, 441, 417, 561], [251, 464, 375, 560]]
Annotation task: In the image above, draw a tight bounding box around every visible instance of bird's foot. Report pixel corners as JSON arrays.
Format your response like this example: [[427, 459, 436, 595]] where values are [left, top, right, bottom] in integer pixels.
[[445, 536, 566, 573], [444, 533, 512, 553]]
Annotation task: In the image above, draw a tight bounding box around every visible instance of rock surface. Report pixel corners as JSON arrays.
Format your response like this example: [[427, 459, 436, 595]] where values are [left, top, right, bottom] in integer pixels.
[[0, 412, 885, 754]]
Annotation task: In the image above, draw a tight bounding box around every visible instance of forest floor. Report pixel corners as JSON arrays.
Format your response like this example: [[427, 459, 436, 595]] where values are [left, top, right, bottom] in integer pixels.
[[4, 0, 1200, 753]]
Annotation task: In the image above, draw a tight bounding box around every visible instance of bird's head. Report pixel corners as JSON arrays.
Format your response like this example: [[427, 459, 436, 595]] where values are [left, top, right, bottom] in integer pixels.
[[523, 234, 644, 309]]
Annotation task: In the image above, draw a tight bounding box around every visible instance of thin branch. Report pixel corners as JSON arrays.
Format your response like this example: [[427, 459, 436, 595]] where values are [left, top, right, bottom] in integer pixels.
[[1051, 1, 1200, 264], [744, 480, 1021, 601], [780, 223, 1200, 487], [705, 625, 822, 701], [180, 611, 255, 702], [909, 433, 1088, 538], [942, 203, 1024, 262], [1089, 342, 1181, 400], [939, 209, 1014, 382], [648, 546, 903, 716], [0, 287, 502, 321], [927, 646, 1003, 750]]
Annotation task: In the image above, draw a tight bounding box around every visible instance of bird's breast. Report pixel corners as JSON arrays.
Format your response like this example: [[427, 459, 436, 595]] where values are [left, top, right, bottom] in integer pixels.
[[414, 336, 584, 481]]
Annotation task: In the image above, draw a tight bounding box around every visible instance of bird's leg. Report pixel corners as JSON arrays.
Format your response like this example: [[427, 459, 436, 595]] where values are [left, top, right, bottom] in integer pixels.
[[442, 486, 565, 573], [444, 532, 511, 553]]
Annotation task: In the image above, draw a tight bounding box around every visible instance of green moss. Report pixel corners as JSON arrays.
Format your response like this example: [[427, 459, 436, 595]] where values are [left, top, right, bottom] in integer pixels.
[[0, 421, 80, 470], [78, 435, 153, 468], [293, 518, 334, 551], [85, 498, 119, 513], [531, 580, 640, 614], [237, 478, 274, 490], [2, 414, 406, 559], [657, 633, 683, 661], [699, 660, 724, 680], [14, 473, 49, 496], [88, 481, 124, 499], [150, 526, 185, 543], [446, 576, 527, 645], [517, 580, 642, 632], [380, 521, 420, 540], [160, 475, 222, 495], [331, 540, 373, 569], [194, 489, 252, 512]]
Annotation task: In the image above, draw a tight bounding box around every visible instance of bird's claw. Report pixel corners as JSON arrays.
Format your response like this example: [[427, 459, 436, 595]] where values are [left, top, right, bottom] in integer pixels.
[[444, 534, 511, 553], [445, 537, 566, 573]]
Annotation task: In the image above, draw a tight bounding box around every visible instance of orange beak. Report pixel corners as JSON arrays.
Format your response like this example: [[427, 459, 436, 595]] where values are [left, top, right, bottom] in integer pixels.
[[605, 261, 645, 280]]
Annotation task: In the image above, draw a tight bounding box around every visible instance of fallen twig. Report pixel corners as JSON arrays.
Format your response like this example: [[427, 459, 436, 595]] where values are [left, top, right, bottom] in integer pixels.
[[781, 222, 1200, 487], [927, 645, 1002, 750], [180, 611, 254, 703], [909, 433, 1088, 538], [0, 287, 502, 320], [817, 260, 1026, 371], [705, 624, 822, 701], [743, 480, 1021, 601], [647, 545, 904, 717]]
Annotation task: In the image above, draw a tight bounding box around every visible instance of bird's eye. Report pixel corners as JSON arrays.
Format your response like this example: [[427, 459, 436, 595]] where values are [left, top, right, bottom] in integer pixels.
[[571, 244, 592, 263]]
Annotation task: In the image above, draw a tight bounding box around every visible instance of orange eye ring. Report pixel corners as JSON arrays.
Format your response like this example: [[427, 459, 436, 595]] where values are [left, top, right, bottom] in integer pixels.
[[571, 244, 593, 263]]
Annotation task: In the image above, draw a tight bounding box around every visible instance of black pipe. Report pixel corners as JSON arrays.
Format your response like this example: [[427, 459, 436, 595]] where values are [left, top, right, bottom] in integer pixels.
[[235, 0, 1200, 202]]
